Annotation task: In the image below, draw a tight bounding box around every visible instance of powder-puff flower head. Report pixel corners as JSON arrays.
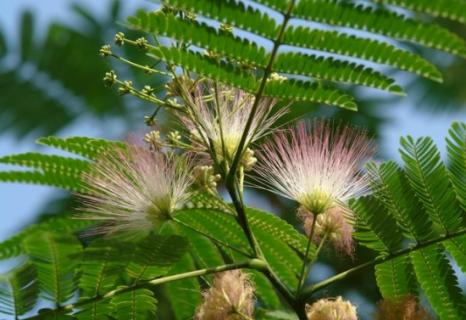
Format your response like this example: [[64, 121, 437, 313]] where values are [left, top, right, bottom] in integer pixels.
[[195, 270, 255, 320], [306, 296, 358, 320], [176, 79, 285, 167], [254, 121, 375, 215], [299, 207, 355, 256], [375, 295, 432, 320], [79, 144, 193, 235]]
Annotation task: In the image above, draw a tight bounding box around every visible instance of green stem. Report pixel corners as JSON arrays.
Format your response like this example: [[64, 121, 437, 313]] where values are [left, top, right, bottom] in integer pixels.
[[297, 214, 318, 293], [299, 227, 466, 301], [26, 259, 266, 319], [110, 53, 171, 76], [226, 0, 296, 187]]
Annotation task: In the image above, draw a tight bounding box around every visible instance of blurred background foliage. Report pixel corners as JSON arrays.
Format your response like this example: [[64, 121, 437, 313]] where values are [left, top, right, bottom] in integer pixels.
[[1, 1, 466, 318]]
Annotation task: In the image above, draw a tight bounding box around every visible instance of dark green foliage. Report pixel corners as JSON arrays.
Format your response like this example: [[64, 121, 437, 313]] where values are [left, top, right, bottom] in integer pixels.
[[23, 232, 82, 304], [0, 263, 38, 317], [110, 288, 157, 320], [123, 0, 466, 111], [351, 122, 466, 318]]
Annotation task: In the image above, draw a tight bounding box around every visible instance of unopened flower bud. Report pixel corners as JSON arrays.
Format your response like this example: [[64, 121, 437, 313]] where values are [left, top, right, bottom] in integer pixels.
[[167, 130, 182, 145], [306, 296, 357, 320], [103, 70, 117, 87], [192, 165, 221, 190], [144, 130, 162, 148], [299, 207, 354, 256], [135, 37, 149, 50], [241, 148, 257, 172], [219, 23, 233, 34], [195, 270, 254, 320], [267, 72, 287, 82], [142, 85, 155, 96], [144, 116, 156, 127], [99, 44, 112, 57], [185, 11, 196, 22], [114, 32, 125, 46], [118, 80, 133, 95]]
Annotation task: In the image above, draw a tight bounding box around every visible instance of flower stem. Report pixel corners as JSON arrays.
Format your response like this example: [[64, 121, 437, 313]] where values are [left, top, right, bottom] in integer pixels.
[[25, 259, 265, 319], [298, 227, 466, 302], [297, 214, 318, 293]]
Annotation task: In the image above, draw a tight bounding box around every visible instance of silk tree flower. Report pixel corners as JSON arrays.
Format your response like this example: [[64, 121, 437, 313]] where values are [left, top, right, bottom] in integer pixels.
[[79, 144, 193, 235], [195, 270, 255, 320], [306, 296, 358, 320], [254, 121, 375, 215], [176, 80, 285, 167]]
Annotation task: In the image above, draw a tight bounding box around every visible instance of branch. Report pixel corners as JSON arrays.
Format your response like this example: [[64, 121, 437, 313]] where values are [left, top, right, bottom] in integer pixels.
[[26, 259, 266, 319], [298, 227, 466, 301]]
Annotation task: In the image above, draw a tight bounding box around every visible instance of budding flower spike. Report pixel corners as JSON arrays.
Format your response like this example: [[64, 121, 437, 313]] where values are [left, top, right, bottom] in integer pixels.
[[195, 270, 255, 320], [176, 79, 286, 167], [306, 296, 358, 320], [254, 120, 375, 214], [78, 144, 193, 235]]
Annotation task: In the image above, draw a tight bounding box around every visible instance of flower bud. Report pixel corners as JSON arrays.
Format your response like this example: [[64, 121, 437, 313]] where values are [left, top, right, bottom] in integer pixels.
[[196, 270, 255, 320], [306, 296, 357, 320], [114, 32, 125, 46]]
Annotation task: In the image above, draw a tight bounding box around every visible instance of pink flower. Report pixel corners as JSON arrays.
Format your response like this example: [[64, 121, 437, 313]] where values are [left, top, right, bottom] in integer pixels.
[[176, 80, 285, 164], [254, 121, 375, 215], [79, 145, 192, 235]]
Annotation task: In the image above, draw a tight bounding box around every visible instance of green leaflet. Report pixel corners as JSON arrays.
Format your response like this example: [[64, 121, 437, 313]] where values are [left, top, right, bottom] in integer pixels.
[[0, 216, 93, 260], [282, 26, 442, 82], [37, 136, 123, 160], [23, 232, 82, 305], [294, 0, 466, 57], [0, 136, 120, 191], [111, 288, 157, 320], [446, 122, 466, 211], [410, 245, 466, 319], [351, 196, 403, 253], [0, 262, 38, 317], [164, 0, 279, 39], [374, 255, 417, 300], [367, 161, 434, 242], [371, 0, 466, 23], [400, 136, 463, 234]]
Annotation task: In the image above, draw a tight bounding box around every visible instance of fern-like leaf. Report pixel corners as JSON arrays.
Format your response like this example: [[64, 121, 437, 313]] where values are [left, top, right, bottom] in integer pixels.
[[410, 244, 466, 319], [23, 232, 82, 304], [400, 136, 463, 234], [110, 288, 157, 320], [374, 255, 417, 300], [0, 262, 38, 317], [446, 122, 466, 211]]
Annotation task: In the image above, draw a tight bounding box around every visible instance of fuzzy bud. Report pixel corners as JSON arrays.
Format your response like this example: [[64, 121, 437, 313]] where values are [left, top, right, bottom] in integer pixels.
[[167, 130, 182, 145], [142, 85, 155, 96], [114, 32, 125, 46], [118, 80, 133, 95], [192, 165, 221, 190], [220, 23, 233, 34], [135, 37, 149, 50], [144, 130, 162, 149], [375, 296, 432, 320], [184, 11, 196, 22], [99, 44, 112, 57], [267, 72, 287, 82], [241, 148, 258, 172], [103, 70, 117, 87], [196, 270, 255, 320], [299, 207, 354, 256], [306, 296, 357, 320]]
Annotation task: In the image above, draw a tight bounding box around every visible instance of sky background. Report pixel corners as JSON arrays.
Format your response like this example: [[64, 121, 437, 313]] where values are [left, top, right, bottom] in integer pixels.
[[1, 1, 466, 318]]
